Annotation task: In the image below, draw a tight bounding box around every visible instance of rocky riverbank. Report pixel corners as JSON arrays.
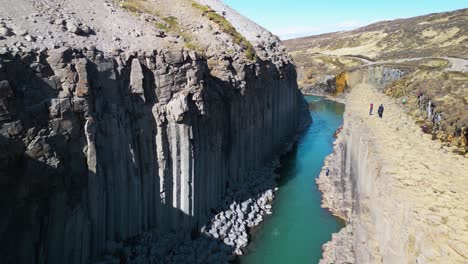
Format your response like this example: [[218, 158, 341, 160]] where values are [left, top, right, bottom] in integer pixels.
[[97, 162, 280, 263], [95, 160, 281, 263], [94, 99, 311, 264], [316, 131, 354, 264]]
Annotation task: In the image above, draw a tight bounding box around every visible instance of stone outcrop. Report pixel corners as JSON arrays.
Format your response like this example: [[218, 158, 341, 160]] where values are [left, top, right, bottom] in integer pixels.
[[0, 42, 307, 263], [302, 65, 406, 97], [345, 66, 406, 92]]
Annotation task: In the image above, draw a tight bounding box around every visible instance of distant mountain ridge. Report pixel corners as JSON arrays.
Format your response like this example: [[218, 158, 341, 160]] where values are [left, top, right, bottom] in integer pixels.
[[283, 8, 468, 154], [284, 8, 467, 61]]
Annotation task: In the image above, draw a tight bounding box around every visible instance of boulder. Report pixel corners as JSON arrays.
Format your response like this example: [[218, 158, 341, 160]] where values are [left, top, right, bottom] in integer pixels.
[[67, 21, 82, 35], [0, 26, 12, 37]]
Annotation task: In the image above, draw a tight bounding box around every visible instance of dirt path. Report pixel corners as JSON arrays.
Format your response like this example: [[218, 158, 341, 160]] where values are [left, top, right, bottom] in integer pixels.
[[313, 53, 468, 73], [369, 57, 468, 72], [347, 83, 468, 262], [442, 57, 468, 72]]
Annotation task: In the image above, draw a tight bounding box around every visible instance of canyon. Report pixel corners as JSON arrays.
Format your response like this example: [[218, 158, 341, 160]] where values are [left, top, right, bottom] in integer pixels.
[[1, 0, 467, 263], [282, 8, 468, 264]]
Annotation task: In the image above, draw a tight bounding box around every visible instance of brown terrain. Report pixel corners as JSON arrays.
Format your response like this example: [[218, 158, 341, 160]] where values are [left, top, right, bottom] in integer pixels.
[[283, 8, 468, 155]]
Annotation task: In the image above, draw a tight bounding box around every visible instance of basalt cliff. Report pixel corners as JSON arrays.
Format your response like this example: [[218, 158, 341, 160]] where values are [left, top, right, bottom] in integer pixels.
[[0, 0, 309, 263]]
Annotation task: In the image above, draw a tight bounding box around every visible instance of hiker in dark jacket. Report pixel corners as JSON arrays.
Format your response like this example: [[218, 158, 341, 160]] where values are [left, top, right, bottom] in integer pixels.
[[378, 104, 384, 118]]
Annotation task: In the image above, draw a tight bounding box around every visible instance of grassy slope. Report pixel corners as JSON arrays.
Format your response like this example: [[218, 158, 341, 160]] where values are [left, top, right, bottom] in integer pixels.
[[284, 8, 467, 61], [284, 9, 467, 87], [283, 8, 468, 154]]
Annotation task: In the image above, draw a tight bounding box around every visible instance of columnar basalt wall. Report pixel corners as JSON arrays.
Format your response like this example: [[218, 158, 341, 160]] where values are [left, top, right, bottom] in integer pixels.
[[302, 66, 406, 96], [0, 47, 306, 263], [318, 82, 468, 263], [346, 66, 406, 91], [318, 116, 398, 263]]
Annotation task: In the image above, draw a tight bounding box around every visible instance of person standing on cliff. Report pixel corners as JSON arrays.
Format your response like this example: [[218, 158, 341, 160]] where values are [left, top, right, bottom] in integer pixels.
[[378, 104, 384, 118], [369, 103, 374, 115]]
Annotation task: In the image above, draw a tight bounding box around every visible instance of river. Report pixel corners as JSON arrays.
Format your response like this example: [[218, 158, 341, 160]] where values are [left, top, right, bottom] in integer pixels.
[[238, 96, 345, 264]]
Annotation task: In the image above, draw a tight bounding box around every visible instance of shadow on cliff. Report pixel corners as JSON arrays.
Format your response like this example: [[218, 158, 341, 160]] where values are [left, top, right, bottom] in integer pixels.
[[0, 76, 236, 264], [0, 49, 308, 263], [84, 57, 238, 262], [0, 51, 94, 263], [0, 131, 236, 263], [0, 132, 92, 264]]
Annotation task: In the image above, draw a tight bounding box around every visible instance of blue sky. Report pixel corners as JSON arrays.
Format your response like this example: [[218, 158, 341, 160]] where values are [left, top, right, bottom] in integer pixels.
[[223, 0, 467, 39]]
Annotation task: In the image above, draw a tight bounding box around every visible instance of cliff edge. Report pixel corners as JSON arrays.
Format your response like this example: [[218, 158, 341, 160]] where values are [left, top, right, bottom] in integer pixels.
[[0, 0, 310, 263], [317, 83, 468, 263]]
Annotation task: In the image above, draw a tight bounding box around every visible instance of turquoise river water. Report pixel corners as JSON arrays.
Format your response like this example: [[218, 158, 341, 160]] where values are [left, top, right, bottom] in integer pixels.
[[238, 96, 345, 264]]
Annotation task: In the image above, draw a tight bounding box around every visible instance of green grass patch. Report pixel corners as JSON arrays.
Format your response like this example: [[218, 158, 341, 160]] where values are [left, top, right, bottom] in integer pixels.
[[191, 2, 256, 60], [162, 16, 179, 31], [155, 22, 167, 30], [185, 43, 197, 50], [191, 2, 211, 13], [119, 0, 149, 13]]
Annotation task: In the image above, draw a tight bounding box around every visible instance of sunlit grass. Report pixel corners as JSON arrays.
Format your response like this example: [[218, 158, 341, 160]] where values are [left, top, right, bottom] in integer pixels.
[[192, 2, 256, 60]]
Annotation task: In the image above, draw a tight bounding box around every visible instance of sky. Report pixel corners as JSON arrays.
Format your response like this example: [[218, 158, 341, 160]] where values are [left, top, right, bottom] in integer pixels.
[[223, 0, 468, 40]]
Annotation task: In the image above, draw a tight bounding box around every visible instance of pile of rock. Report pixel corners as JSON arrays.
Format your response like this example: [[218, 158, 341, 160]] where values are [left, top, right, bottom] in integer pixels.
[[0, 18, 38, 52], [202, 185, 275, 255], [94, 162, 280, 264], [50, 18, 93, 36]]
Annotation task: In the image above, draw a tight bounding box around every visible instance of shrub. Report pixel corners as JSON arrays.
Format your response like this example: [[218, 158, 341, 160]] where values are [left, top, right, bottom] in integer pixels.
[[155, 22, 167, 30], [162, 16, 179, 30]]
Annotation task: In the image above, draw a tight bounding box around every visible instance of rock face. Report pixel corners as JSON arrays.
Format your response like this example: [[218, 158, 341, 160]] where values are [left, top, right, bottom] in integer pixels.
[[0, 0, 310, 262], [345, 66, 406, 91], [301, 65, 406, 98], [317, 83, 468, 263], [0, 25, 307, 264]]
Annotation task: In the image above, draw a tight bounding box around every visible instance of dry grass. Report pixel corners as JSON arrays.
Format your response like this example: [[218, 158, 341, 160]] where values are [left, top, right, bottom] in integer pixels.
[[192, 2, 256, 60], [117, 1, 207, 54], [283, 9, 467, 61], [119, 0, 149, 13], [162, 16, 179, 30]]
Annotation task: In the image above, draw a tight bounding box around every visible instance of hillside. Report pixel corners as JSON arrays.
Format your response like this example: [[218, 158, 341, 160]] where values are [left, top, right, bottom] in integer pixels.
[[283, 8, 468, 155], [285, 8, 467, 60], [284, 8, 467, 88]]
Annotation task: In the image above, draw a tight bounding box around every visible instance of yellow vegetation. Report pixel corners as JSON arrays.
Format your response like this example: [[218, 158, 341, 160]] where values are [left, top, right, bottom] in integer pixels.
[[428, 27, 460, 45], [119, 0, 149, 13], [191, 2, 256, 60], [335, 72, 349, 95]]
